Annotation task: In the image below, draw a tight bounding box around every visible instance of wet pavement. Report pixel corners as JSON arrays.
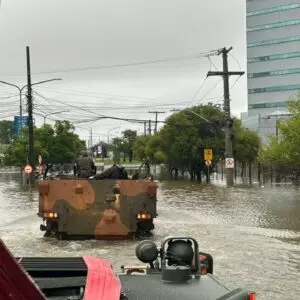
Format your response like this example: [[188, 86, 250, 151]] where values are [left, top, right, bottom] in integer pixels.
[[0, 171, 299, 299]]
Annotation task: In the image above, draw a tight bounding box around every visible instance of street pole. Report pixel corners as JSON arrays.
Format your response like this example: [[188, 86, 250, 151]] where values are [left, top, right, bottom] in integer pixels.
[[144, 121, 147, 136], [276, 119, 280, 141], [90, 127, 93, 157], [207, 47, 245, 187], [148, 120, 151, 135], [26, 46, 35, 175], [0, 78, 61, 187], [0, 78, 62, 121], [148, 111, 165, 133], [107, 127, 120, 144]]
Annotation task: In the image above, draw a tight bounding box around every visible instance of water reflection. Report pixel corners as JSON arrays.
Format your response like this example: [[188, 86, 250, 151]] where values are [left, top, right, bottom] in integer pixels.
[[0, 173, 299, 299]]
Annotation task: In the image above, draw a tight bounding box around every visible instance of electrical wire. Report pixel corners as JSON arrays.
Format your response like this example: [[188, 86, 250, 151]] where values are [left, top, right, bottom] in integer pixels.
[[31, 50, 220, 75], [208, 55, 219, 71], [229, 53, 242, 71], [35, 103, 213, 127], [230, 75, 242, 89], [2, 49, 220, 76], [35, 86, 160, 104], [32, 87, 223, 112]]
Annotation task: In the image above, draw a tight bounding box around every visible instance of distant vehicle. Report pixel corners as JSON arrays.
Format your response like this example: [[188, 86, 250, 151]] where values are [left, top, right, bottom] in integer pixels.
[[38, 164, 158, 240], [0, 236, 256, 299]]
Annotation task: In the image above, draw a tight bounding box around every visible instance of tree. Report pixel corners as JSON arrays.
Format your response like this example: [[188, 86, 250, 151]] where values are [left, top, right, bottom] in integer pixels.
[[121, 129, 137, 162], [233, 119, 261, 164], [4, 120, 85, 166], [132, 135, 151, 161], [111, 137, 125, 163], [151, 105, 226, 179], [109, 130, 138, 162], [259, 96, 300, 179], [0, 120, 13, 144], [132, 104, 261, 180]]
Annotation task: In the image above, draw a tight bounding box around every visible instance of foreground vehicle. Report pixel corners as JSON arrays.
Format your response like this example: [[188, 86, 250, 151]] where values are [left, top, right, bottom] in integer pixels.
[[0, 236, 256, 299], [38, 177, 158, 240]]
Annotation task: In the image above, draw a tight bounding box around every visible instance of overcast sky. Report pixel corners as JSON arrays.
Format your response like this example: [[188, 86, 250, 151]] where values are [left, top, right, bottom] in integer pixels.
[[0, 0, 247, 143]]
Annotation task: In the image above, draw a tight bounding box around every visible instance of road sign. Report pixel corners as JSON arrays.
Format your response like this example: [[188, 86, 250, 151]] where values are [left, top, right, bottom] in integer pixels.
[[225, 158, 234, 169], [24, 165, 33, 174], [204, 148, 213, 161], [97, 145, 102, 154], [13, 116, 29, 136], [205, 160, 211, 166]]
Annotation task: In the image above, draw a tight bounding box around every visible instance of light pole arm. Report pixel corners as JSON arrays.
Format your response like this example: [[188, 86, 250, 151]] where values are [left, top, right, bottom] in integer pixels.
[[0, 78, 62, 118], [187, 109, 213, 124], [1, 78, 62, 92], [31, 78, 62, 88], [0, 80, 21, 91]]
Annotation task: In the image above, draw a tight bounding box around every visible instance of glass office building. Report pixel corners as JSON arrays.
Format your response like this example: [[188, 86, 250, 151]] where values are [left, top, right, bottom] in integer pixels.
[[245, 0, 300, 141]]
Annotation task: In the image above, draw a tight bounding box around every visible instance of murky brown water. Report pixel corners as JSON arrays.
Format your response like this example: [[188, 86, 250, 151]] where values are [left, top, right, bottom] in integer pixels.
[[0, 172, 299, 299]]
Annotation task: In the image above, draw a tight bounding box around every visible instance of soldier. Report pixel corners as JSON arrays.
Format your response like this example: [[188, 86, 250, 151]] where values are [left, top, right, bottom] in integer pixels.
[[75, 150, 96, 178]]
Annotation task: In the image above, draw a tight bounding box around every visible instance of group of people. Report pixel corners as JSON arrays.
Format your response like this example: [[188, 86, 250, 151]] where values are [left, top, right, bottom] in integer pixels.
[[73, 150, 128, 180]]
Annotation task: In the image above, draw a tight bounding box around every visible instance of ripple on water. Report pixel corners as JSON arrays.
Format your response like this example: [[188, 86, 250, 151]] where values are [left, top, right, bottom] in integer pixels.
[[0, 174, 300, 299]]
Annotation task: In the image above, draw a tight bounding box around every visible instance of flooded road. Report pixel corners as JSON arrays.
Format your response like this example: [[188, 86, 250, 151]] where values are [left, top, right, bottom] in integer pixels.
[[0, 172, 299, 299]]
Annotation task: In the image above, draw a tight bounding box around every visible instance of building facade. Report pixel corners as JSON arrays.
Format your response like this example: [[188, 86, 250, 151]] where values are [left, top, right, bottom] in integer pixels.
[[245, 0, 300, 141]]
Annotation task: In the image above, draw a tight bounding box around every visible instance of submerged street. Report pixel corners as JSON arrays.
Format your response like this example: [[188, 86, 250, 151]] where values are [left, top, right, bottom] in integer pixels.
[[0, 171, 299, 299]]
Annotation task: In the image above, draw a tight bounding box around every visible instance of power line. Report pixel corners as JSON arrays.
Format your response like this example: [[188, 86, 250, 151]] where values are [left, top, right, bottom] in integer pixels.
[[208, 55, 219, 70], [10, 50, 220, 76], [35, 86, 160, 103], [229, 52, 242, 71], [32, 88, 224, 112], [148, 111, 165, 133]]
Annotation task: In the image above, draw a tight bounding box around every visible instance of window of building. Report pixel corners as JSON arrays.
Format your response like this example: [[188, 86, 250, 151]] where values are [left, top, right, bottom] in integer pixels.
[[248, 84, 300, 94], [247, 19, 300, 32], [248, 51, 300, 63], [247, 4, 300, 17], [248, 35, 300, 48], [248, 68, 300, 78], [248, 102, 286, 109]]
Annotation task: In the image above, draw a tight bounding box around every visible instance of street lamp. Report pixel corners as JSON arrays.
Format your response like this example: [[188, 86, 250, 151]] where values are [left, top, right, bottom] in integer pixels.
[[262, 111, 293, 141], [76, 125, 93, 151], [107, 126, 121, 144], [0, 78, 62, 185], [170, 108, 217, 133], [43, 110, 69, 124], [0, 78, 62, 120], [185, 109, 213, 125]]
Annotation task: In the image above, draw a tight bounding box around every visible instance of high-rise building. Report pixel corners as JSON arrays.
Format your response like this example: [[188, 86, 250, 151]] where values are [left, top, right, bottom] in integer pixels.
[[245, 0, 300, 141]]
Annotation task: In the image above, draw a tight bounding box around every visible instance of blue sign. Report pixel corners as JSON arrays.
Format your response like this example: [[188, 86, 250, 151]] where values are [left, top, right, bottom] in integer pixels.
[[13, 116, 29, 135]]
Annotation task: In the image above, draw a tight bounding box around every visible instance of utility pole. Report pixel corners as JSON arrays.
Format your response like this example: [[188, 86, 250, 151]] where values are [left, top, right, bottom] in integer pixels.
[[148, 111, 165, 133], [148, 120, 151, 135], [26, 46, 35, 172], [90, 127, 93, 157], [144, 121, 147, 136], [207, 47, 244, 187]]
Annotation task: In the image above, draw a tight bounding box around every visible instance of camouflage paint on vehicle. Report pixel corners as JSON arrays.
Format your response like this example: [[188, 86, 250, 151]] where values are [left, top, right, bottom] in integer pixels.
[[38, 179, 158, 240]]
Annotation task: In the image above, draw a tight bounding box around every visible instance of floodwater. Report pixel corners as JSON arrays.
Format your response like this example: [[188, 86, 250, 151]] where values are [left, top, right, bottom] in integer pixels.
[[0, 171, 299, 299]]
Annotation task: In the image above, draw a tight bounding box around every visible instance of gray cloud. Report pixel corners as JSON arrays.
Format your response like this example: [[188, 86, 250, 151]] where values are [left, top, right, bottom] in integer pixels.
[[0, 0, 247, 139]]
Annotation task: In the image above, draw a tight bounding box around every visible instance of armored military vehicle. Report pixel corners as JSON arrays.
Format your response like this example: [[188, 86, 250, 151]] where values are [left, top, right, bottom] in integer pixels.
[[38, 164, 158, 240]]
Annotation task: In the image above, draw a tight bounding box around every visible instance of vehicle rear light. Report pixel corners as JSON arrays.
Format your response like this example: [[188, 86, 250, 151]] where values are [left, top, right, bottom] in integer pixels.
[[43, 212, 58, 218], [137, 213, 151, 220], [248, 292, 256, 300]]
